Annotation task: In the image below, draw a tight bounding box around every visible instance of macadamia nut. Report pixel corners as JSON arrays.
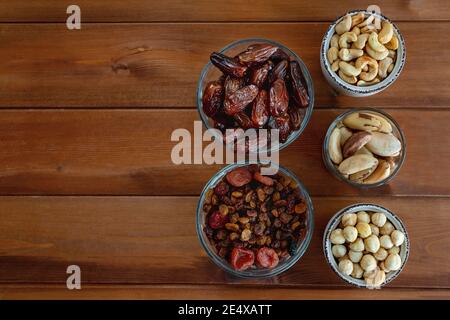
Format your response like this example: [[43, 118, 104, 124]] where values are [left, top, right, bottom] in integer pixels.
[[380, 221, 394, 235], [356, 222, 372, 238], [348, 250, 363, 263], [385, 253, 402, 271], [343, 226, 358, 242], [330, 228, 346, 244], [391, 230, 405, 246], [332, 244, 347, 258], [357, 211, 371, 223], [371, 212, 387, 227], [364, 234, 381, 253], [380, 235, 394, 249], [360, 254, 377, 271], [342, 213, 357, 227], [338, 259, 354, 275]]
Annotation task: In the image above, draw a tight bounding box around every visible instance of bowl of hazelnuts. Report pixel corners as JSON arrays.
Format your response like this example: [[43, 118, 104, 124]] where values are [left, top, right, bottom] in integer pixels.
[[323, 203, 410, 289], [320, 10, 406, 96]]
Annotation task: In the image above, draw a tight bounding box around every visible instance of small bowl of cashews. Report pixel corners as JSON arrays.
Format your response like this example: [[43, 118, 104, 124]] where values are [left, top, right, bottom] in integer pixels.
[[320, 10, 406, 96], [323, 203, 410, 289]]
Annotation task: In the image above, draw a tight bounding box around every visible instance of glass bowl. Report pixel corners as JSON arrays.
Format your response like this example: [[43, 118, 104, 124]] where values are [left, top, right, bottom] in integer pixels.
[[323, 203, 410, 288], [322, 108, 406, 188], [197, 38, 315, 153], [196, 162, 314, 278], [320, 9, 406, 97]]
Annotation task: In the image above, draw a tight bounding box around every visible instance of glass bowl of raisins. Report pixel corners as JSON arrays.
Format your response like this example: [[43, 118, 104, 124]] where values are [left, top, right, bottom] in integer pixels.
[[197, 38, 314, 153], [196, 163, 314, 278]]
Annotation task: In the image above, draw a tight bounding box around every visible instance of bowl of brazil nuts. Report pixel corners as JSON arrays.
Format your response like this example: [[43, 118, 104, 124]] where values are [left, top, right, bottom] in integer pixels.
[[323, 203, 410, 289], [323, 108, 406, 188], [320, 10, 406, 96], [196, 163, 314, 278]]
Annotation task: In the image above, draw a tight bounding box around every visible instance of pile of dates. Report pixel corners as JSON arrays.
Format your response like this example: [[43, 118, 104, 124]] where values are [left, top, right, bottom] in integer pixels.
[[202, 165, 308, 271], [202, 43, 310, 143]]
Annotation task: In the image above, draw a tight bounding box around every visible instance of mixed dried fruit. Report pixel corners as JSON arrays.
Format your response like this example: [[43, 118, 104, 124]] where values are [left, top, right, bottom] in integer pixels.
[[329, 209, 406, 288], [203, 42, 310, 143], [327, 110, 402, 185], [202, 165, 309, 271], [327, 12, 399, 86]]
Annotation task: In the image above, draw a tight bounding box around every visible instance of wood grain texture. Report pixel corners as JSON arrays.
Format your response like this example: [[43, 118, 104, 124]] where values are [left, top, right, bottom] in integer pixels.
[[0, 0, 449, 22], [0, 22, 449, 108], [0, 109, 448, 196], [1, 284, 449, 300], [0, 196, 448, 288]]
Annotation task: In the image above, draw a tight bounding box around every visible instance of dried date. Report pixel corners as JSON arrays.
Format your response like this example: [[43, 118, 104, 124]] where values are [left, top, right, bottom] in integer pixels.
[[234, 112, 254, 129], [251, 89, 269, 128], [269, 114, 291, 143], [224, 85, 259, 116], [289, 61, 309, 108], [268, 60, 289, 84], [224, 76, 244, 97], [210, 52, 248, 78], [202, 80, 223, 117], [269, 79, 289, 117], [238, 43, 279, 67], [250, 62, 272, 88]]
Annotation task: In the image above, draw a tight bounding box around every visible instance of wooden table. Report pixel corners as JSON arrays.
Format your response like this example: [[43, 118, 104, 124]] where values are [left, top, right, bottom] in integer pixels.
[[0, 0, 449, 300]]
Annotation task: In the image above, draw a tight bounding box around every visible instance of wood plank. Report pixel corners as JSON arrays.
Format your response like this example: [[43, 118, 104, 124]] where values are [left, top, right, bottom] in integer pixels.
[[0, 109, 448, 196], [0, 22, 449, 108], [0, 1, 449, 22], [1, 284, 449, 300], [0, 196, 448, 288]]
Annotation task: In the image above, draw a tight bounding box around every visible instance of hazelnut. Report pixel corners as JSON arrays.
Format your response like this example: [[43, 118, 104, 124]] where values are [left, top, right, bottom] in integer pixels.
[[385, 253, 402, 271], [342, 213, 357, 227], [357, 211, 371, 223], [356, 222, 372, 238], [343, 226, 358, 242], [349, 238, 365, 252], [374, 248, 388, 261], [364, 234, 380, 253], [330, 228, 346, 244], [380, 221, 395, 235], [332, 244, 347, 258], [348, 250, 363, 263], [391, 230, 405, 246], [360, 254, 377, 271], [371, 212, 387, 227], [338, 259, 354, 275], [389, 246, 400, 255], [380, 235, 394, 249], [369, 224, 380, 236], [351, 263, 364, 279]]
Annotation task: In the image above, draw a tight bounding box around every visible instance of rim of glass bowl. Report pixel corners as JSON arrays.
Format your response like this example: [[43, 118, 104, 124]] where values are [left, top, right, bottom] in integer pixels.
[[322, 108, 406, 188], [320, 9, 406, 94], [322, 203, 410, 288], [196, 162, 314, 278], [196, 38, 315, 154]]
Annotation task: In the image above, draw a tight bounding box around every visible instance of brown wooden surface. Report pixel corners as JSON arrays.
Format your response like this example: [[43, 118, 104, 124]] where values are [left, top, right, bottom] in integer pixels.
[[0, 22, 449, 109], [0, 109, 448, 196], [1, 1, 449, 22], [0, 1, 449, 300]]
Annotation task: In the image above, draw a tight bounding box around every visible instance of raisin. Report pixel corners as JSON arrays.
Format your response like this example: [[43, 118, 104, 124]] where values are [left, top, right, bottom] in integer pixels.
[[269, 79, 289, 117], [214, 181, 229, 197], [289, 61, 309, 108], [202, 80, 223, 117], [251, 89, 269, 128], [223, 85, 259, 116], [210, 52, 247, 78], [238, 43, 279, 66]]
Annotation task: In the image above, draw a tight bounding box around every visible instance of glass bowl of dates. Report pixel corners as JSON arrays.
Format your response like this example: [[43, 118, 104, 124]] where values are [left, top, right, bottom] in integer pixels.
[[323, 108, 406, 188], [197, 38, 314, 153], [196, 163, 314, 278]]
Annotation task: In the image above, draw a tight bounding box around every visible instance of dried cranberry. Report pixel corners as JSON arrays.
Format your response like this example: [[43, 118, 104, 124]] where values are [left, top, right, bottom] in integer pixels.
[[208, 210, 228, 229], [214, 181, 229, 196], [230, 247, 255, 271]]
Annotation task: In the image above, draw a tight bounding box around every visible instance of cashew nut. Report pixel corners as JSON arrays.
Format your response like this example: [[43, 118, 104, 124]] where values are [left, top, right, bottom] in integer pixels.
[[353, 33, 369, 50], [378, 21, 394, 44], [335, 14, 352, 35], [331, 59, 340, 72], [339, 31, 357, 49], [352, 26, 361, 36], [339, 61, 361, 77], [327, 46, 339, 63], [361, 25, 377, 34], [338, 48, 364, 61], [362, 64, 369, 72], [368, 32, 387, 52], [330, 34, 340, 48], [366, 44, 389, 60], [351, 13, 365, 27], [357, 15, 374, 28], [339, 70, 357, 84], [378, 57, 393, 78], [385, 35, 399, 50], [355, 56, 378, 81]]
